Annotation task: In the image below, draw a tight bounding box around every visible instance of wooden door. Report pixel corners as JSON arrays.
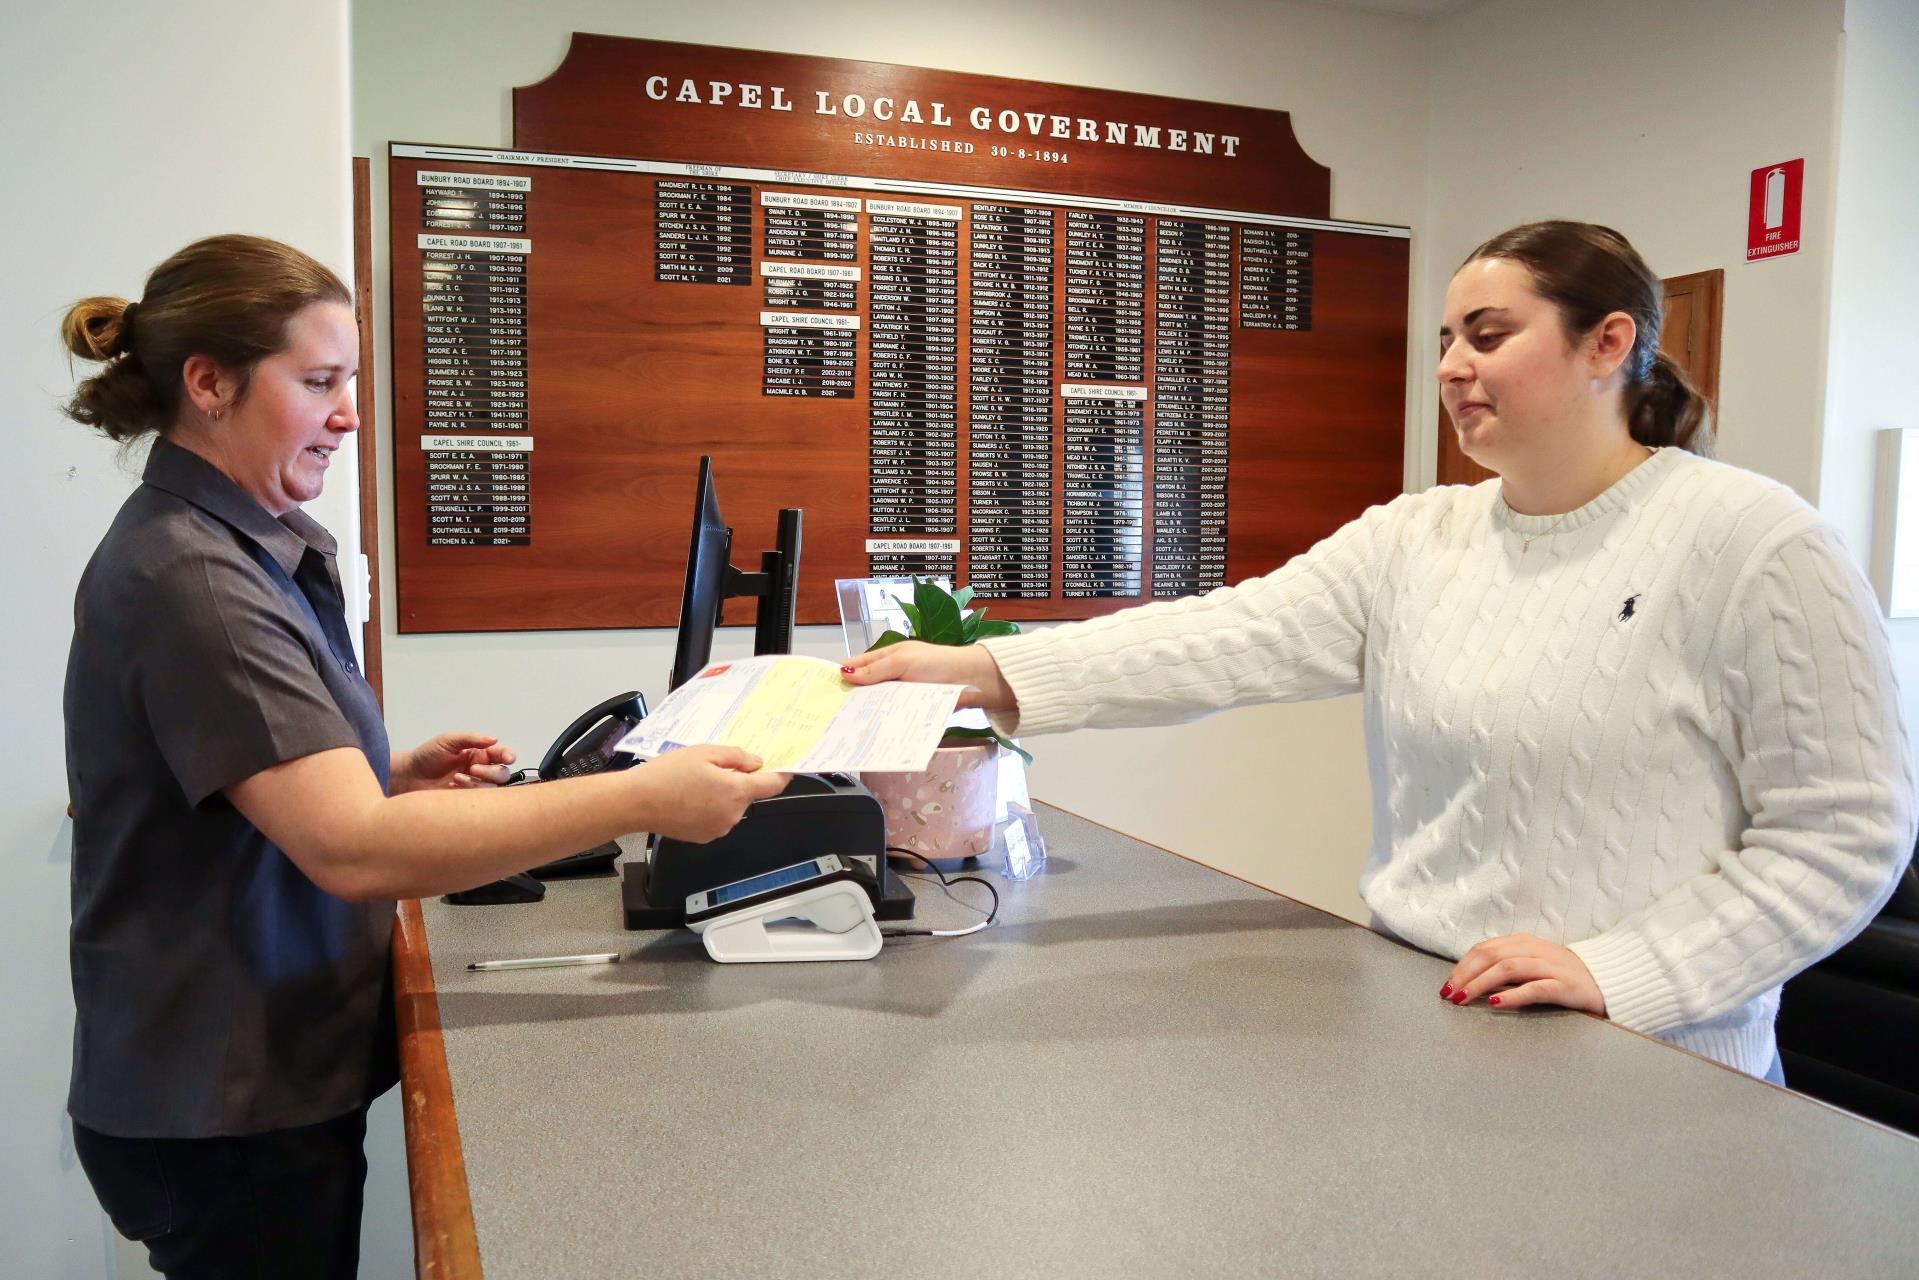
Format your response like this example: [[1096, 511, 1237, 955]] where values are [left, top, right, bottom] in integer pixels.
[[1659, 269, 1723, 411], [1433, 267, 1724, 487], [351, 157, 385, 706]]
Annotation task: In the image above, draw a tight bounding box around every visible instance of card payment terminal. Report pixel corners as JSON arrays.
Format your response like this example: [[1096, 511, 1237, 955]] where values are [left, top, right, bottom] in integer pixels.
[[686, 856, 883, 963]]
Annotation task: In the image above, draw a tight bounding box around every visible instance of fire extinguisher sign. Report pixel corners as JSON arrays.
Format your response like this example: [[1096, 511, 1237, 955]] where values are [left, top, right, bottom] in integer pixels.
[[1747, 158, 1804, 262]]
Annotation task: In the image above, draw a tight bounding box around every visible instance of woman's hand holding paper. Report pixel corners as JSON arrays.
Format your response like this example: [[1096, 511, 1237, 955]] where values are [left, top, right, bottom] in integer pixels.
[[839, 640, 1016, 712]]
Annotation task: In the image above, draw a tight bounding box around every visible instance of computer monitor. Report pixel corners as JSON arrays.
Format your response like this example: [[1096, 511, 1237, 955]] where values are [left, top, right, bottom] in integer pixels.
[[630, 458, 908, 930], [667, 456, 804, 691], [668, 457, 733, 690]]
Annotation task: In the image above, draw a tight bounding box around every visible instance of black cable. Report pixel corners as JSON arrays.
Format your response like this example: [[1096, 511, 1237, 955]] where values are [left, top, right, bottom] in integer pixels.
[[888, 845, 1000, 922], [880, 845, 999, 937]]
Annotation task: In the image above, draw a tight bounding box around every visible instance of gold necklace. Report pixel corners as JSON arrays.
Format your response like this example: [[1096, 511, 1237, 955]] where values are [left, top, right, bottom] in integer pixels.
[[1521, 515, 1570, 555]]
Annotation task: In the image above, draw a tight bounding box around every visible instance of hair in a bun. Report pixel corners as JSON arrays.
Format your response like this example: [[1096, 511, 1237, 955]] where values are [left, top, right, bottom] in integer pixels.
[[63, 297, 136, 361], [62, 297, 166, 443], [60, 235, 351, 444]]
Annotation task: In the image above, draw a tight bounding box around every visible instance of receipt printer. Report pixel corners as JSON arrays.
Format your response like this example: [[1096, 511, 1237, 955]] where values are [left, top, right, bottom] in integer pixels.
[[620, 771, 912, 929]]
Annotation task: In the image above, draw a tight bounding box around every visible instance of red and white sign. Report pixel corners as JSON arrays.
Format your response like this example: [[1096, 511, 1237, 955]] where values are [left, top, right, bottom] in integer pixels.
[[1747, 158, 1803, 263]]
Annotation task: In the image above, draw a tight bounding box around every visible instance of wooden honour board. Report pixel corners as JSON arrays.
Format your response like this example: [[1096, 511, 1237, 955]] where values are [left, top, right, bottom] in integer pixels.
[[391, 34, 1408, 633]]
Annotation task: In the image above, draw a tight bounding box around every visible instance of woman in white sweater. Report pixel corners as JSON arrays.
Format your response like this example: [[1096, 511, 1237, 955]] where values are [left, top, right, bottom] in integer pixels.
[[845, 221, 1915, 1082]]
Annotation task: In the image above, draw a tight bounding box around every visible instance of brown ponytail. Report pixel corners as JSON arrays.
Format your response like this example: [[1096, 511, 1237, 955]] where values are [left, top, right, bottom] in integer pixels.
[[1630, 350, 1711, 452], [1462, 221, 1714, 455], [60, 235, 351, 444]]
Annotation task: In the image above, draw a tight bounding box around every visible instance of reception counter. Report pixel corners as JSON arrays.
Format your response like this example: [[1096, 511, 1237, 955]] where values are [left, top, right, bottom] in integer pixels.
[[393, 804, 1919, 1277]]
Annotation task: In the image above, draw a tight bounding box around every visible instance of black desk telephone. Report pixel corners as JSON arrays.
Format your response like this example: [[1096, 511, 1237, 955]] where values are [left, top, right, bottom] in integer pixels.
[[534, 691, 648, 782], [442, 692, 647, 906]]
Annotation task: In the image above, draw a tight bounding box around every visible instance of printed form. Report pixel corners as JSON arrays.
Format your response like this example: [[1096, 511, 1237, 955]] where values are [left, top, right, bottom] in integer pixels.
[[615, 654, 964, 773]]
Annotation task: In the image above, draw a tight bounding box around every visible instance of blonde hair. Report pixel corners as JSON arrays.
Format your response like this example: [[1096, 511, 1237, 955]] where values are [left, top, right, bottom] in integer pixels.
[[61, 234, 351, 443]]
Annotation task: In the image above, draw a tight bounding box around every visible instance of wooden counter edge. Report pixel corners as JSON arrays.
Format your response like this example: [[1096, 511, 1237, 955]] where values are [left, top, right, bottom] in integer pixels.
[[393, 898, 484, 1278]]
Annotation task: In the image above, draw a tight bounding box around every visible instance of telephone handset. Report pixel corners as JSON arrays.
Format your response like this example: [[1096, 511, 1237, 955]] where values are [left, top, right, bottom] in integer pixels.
[[445, 691, 649, 906], [532, 691, 648, 782]]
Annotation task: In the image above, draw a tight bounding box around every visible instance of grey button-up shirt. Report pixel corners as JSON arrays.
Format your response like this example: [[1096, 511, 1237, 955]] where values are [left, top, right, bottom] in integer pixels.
[[65, 438, 397, 1138]]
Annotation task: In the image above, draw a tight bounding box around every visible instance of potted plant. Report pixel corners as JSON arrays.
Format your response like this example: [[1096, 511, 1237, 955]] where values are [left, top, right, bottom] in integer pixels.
[[860, 579, 1030, 860]]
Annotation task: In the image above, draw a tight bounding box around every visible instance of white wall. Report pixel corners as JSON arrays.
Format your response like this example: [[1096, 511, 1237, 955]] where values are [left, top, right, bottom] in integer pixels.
[[352, 0, 1438, 924], [1825, 0, 1919, 734], [0, 5, 366, 1276], [1421, 0, 1847, 502]]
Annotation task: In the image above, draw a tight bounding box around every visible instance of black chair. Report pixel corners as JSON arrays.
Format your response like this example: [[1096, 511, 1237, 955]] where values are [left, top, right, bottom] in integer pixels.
[[1775, 849, 1919, 1135]]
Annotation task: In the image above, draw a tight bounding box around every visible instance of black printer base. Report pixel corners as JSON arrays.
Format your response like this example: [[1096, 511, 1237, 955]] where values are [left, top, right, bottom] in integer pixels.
[[621, 858, 915, 930]]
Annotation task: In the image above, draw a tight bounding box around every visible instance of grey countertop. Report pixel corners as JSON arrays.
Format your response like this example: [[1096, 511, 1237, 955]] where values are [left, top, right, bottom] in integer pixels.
[[420, 804, 1919, 1279]]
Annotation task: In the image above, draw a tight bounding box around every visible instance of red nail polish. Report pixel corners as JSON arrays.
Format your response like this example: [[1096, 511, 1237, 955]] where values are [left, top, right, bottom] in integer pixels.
[[1450, 991, 1467, 1005], [1488, 995, 1501, 1006], [840, 666, 855, 674], [1440, 984, 1453, 999]]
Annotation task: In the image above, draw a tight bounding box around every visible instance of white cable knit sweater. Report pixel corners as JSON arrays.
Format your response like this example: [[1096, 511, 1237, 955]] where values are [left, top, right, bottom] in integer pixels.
[[983, 448, 1915, 1075]]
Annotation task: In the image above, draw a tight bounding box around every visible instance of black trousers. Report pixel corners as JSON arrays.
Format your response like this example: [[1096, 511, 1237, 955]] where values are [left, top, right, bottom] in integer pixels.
[[73, 1105, 369, 1280]]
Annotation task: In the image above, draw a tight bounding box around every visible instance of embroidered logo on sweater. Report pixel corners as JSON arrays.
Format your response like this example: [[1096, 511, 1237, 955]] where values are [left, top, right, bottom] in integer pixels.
[[1619, 594, 1641, 621]]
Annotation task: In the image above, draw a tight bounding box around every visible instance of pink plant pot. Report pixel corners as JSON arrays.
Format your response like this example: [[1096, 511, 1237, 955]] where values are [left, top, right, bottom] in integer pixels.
[[862, 743, 999, 859]]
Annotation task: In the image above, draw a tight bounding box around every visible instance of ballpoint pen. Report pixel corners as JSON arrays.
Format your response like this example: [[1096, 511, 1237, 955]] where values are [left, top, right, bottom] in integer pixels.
[[468, 952, 621, 972]]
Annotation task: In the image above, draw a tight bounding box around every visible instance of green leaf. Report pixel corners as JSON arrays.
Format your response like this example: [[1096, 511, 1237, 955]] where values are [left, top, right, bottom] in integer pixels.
[[866, 629, 909, 651], [952, 585, 975, 610], [941, 725, 1034, 766], [895, 598, 923, 636], [971, 618, 1021, 639], [997, 731, 1035, 766], [913, 578, 966, 644]]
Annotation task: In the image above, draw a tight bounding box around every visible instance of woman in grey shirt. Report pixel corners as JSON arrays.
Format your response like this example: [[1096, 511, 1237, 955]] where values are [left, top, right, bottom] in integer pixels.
[[60, 235, 785, 1279]]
